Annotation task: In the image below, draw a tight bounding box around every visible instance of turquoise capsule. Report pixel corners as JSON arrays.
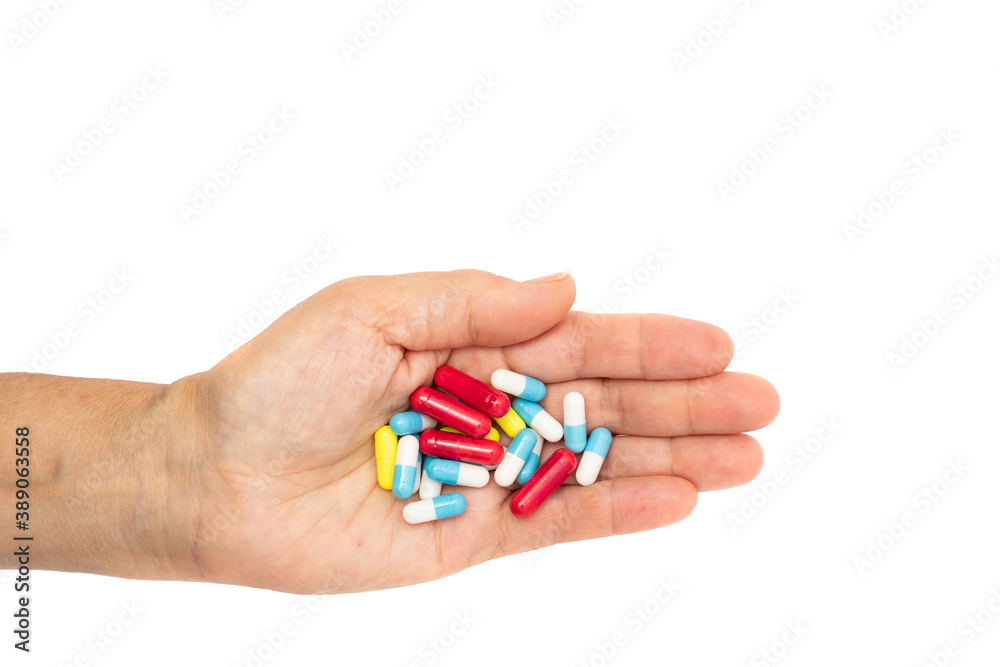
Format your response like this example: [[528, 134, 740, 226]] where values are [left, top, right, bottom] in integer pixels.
[[424, 459, 490, 488], [516, 434, 543, 484], [390, 411, 437, 435], [402, 493, 467, 524]]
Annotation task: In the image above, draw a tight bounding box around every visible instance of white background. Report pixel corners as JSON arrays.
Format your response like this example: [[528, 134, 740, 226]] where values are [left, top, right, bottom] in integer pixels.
[[2, 1, 999, 665]]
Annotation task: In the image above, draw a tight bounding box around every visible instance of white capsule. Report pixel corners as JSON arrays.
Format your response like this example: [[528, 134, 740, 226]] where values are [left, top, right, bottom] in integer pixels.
[[576, 427, 612, 486], [419, 468, 442, 500], [491, 369, 546, 402], [563, 391, 587, 453], [493, 429, 538, 487], [511, 399, 563, 442], [425, 459, 490, 488], [403, 493, 466, 524], [414, 453, 422, 493], [392, 435, 420, 499]]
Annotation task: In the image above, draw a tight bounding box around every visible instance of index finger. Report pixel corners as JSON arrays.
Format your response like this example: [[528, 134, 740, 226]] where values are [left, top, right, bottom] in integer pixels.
[[499, 312, 734, 382]]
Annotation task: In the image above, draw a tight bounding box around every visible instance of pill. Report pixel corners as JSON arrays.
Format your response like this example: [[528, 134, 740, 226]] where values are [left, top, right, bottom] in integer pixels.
[[414, 450, 423, 493], [374, 425, 398, 490], [445, 429, 502, 469], [442, 425, 500, 442], [481, 447, 505, 472], [419, 457, 443, 500], [434, 366, 511, 419], [403, 493, 467, 524], [392, 435, 420, 499], [510, 448, 577, 519], [410, 386, 491, 438], [494, 428, 539, 487], [511, 398, 564, 442], [563, 392, 587, 453], [495, 408, 527, 438], [419, 429, 504, 466], [515, 433, 544, 485], [425, 459, 490, 488], [576, 427, 612, 486], [491, 369, 546, 402], [389, 411, 437, 435]]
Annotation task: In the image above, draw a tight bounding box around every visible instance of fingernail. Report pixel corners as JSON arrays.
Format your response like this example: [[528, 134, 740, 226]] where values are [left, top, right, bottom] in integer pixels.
[[524, 271, 571, 283]]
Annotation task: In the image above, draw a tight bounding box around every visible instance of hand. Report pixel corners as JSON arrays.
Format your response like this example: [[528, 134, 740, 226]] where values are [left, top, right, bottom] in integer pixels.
[[182, 270, 779, 594]]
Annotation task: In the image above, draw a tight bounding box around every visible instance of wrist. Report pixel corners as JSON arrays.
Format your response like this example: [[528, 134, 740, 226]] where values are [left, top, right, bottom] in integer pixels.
[[1, 372, 208, 582]]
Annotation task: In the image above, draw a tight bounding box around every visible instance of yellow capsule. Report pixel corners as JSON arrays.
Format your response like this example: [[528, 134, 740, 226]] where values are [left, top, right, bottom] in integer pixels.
[[441, 425, 500, 442], [495, 408, 526, 438], [374, 425, 398, 490]]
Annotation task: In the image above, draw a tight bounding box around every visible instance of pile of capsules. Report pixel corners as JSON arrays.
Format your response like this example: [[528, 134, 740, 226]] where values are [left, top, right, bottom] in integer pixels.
[[373, 366, 612, 524]]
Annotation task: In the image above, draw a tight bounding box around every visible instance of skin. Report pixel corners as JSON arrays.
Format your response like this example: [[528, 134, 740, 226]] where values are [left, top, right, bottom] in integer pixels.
[[0, 270, 779, 594]]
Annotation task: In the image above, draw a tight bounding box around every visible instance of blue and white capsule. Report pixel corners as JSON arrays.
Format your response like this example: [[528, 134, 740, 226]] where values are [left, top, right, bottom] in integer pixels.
[[494, 428, 539, 487], [515, 433, 544, 485], [403, 493, 467, 524], [511, 399, 564, 442], [419, 456, 443, 500], [390, 411, 437, 435], [425, 459, 490, 488], [563, 391, 587, 453], [491, 369, 546, 402], [392, 435, 420, 499], [576, 427, 612, 486]]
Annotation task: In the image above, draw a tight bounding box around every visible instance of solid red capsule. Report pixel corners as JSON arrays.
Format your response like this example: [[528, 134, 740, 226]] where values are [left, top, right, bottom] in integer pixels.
[[410, 386, 491, 438], [419, 430, 504, 466], [510, 448, 577, 519], [433, 365, 511, 420]]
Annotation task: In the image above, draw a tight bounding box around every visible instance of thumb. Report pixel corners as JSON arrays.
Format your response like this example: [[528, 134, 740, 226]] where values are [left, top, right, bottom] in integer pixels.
[[338, 269, 575, 350]]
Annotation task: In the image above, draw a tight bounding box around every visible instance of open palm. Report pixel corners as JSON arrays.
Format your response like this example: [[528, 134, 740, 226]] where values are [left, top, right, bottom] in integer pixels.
[[186, 270, 779, 594]]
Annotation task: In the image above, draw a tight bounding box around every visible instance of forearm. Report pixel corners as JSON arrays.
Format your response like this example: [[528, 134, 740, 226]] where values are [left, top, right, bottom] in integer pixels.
[[0, 373, 205, 582]]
